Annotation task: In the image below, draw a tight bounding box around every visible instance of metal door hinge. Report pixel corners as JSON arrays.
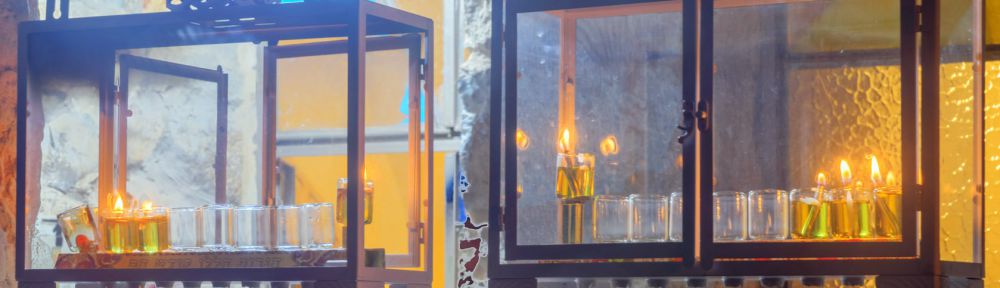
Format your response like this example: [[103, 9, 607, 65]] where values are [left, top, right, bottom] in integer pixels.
[[915, 5, 925, 33], [419, 59, 428, 81]]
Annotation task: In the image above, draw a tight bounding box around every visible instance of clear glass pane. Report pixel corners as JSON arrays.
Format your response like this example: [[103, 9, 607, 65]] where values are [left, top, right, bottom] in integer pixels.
[[713, 1, 902, 243], [124, 69, 218, 206], [26, 72, 102, 269], [515, 5, 684, 246], [275, 49, 349, 261], [363, 47, 427, 270]]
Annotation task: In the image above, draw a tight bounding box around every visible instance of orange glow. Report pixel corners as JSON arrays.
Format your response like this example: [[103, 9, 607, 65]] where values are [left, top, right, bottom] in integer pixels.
[[599, 135, 619, 156], [816, 172, 828, 188], [840, 160, 852, 186], [364, 166, 368, 180], [515, 129, 530, 150], [558, 129, 572, 154], [141, 201, 153, 211], [887, 171, 897, 187], [870, 156, 883, 186], [113, 195, 124, 212]]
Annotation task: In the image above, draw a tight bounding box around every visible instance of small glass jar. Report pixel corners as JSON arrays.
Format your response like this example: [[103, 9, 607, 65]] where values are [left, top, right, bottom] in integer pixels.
[[200, 204, 234, 251], [169, 207, 202, 251], [874, 185, 902, 238], [336, 177, 375, 225], [713, 191, 747, 241], [747, 189, 788, 240], [790, 188, 829, 239], [275, 205, 302, 250], [302, 203, 335, 249], [136, 206, 170, 253], [56, 205, 98, 253], [592, 195, 630, 243], [556, 153, 596, 202], [234, 205, 273, 251], [668, 192, 683, 242], [629, 194, 669, 242]]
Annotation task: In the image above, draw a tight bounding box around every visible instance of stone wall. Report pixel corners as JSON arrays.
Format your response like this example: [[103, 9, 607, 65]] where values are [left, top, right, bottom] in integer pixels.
[[0, 2, 37, 286]]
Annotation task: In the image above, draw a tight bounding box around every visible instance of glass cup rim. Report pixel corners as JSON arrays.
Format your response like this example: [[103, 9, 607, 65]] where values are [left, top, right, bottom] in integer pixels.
[[748, 189, 788, 196], [713, 191, 745, 197], [628, 194, 668, 201], [235, 205, 272, 211], [302, 202, 334, 208], [56, 204, 93, 218], [277, 205, 301, 210], [594, 194, 630, 201], [202, 204, 235, 209], [171, 207, 200, 212]]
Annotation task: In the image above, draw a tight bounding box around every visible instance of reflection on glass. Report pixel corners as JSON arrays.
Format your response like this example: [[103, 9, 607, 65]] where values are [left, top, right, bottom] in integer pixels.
[[557, 199, 585, 244]]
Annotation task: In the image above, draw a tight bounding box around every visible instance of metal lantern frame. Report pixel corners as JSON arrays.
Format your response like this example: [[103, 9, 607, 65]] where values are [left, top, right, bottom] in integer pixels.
[[487, 0, 986, 286], [16, 1, 435, 287]]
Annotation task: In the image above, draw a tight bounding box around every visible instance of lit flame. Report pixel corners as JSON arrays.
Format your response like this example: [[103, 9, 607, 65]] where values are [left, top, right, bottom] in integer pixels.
[[113, 195, 124, 212], [674, 154, 683, 169], [558, 129, 572, 154], [887, 171, 897, 187], [364, 166, 368, 181], [816, 172, 828, 188], [141, 201, 153, 211], [599, 135, 619, 156], [840, 160, 852, 186], [515, 129, 530, 150], [871, 156, 883, 186]]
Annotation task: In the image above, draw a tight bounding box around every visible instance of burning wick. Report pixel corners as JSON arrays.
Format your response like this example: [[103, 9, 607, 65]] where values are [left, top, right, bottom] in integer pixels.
[[871, 156, 883, 187], [558, 128, 572, 154], [839, 160, 852, 187]]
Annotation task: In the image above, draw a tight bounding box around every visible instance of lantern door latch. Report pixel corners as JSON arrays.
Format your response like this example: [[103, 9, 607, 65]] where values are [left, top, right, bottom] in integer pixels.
[[677, 100, 709, 143]]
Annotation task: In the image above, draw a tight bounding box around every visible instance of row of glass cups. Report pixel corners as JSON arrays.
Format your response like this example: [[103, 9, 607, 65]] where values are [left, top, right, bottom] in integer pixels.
[[592, 193, 683, 243], [170, 203, 336, 251], [712, 188, 901, 241]]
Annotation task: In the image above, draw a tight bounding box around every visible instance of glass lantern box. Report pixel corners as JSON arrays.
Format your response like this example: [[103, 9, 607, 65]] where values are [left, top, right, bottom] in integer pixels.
[[488, 0, 987, 286], [17, 1, 434, 287]]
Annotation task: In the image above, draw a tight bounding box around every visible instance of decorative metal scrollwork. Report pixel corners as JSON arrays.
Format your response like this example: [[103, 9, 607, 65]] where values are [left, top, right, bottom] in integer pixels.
[[167, 0, 281, 12]]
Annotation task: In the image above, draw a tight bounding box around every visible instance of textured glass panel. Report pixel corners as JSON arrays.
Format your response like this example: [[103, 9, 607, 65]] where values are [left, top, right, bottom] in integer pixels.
[[715, 1, 901, 243], [984, 60, 1000, 286], [514, 6, 684, 246]]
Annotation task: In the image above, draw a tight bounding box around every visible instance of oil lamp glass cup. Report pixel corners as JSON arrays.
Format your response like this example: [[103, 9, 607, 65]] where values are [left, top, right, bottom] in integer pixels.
[[712, 191, 747, 242], [555, 153, 596, 202], [101, 206, 138, 254], [57, 204, 99, 253], [168, 207, 202, 251], [629, 194, 669, 242], [234, 205, 273, 251], [828, 187, 875, 240], [593, 195, 631, 243], [874, 185, 902, 239], [668, 192, 683, 242], [136, 207, 170, 253], [790, 188, 829, 239], [747, 189, 789, 240], [557, 198, 585, 244], [200, 204, 234, 251], [276, 205, 302, 250], [302, 203, 336, 249], [336, 178, 375, 225]]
